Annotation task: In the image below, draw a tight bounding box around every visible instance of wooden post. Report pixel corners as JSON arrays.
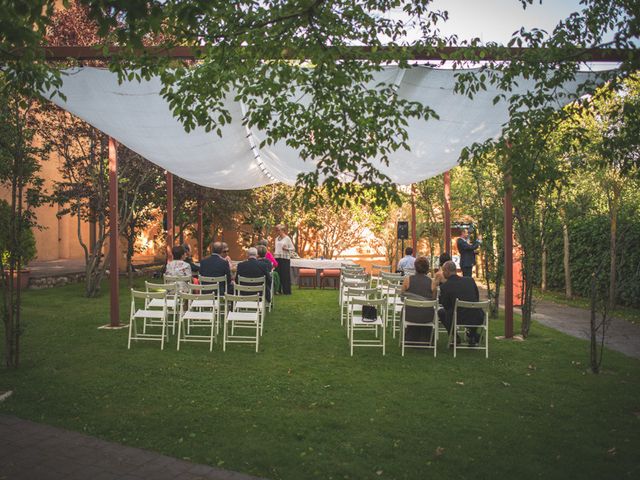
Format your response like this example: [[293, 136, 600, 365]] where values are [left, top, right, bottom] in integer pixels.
[[108, 137, 120, 327], [197, 199, 204, 261], [166, 172, 174, 247], [443, 171, 451, 254], [504, 171, 514, 338], [410, 184, 417, 253]]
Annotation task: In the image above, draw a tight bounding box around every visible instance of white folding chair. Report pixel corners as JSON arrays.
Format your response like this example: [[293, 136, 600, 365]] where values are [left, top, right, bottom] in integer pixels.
[[234, 282, 266, 335], [199, 274, 228, 296], [144, 281, 179, 334], [237, 274, 270, 322], [342, 286, 376, 331], [128, 289, 168, 350], [385, 285, 404, 338], [339, 272, 369, 307], [163, 274, 192, 296], [223, 293, 261, 352], [176, 291, 216, 351], [349, 297, 387, 356], [453, 299, 490, 358], [371, 264, 392, 288], [187, 282, 222, 334], [401, 298, 438, 357]]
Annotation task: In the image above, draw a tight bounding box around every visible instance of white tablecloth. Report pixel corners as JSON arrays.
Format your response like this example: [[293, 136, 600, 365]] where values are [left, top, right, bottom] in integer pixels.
[[290, 259, 354, 270]]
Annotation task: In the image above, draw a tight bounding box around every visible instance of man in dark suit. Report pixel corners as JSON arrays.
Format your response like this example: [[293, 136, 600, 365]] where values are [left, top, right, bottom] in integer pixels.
[[199, 241, 232, 294], [456, 228, 481, 277], [236, 247, 272, 302], [438, 261, 484, 345]]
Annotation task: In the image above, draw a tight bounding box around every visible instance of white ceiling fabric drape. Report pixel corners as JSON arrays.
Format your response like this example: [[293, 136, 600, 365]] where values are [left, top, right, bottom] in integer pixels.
[[47, 66, 601, 189]]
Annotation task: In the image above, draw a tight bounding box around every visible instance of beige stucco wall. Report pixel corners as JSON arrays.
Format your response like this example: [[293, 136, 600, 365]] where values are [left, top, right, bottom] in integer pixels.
[[0, 147, 91, 263]]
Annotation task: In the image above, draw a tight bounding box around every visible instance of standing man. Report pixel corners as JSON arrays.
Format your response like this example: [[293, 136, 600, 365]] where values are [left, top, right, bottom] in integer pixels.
[[274, 224, 295, 295], [456, 228, 481, 278]]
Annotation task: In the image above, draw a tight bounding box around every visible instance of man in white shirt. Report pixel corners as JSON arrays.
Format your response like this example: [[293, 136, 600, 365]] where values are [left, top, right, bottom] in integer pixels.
[[397, 247, 415, 274]]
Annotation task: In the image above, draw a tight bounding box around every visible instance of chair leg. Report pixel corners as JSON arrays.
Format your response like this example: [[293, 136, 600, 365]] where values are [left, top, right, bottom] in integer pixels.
[[223, 317, 227, 352], [177, 319, 182, 351], [382, 322, 386, 356]]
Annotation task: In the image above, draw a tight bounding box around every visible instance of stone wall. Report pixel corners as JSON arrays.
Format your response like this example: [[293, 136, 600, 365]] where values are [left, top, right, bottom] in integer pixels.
[[28, 266, 162, 290]]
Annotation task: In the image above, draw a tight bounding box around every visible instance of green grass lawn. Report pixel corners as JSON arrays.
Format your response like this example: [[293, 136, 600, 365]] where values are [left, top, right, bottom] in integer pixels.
[[1, 279, 639, 479]]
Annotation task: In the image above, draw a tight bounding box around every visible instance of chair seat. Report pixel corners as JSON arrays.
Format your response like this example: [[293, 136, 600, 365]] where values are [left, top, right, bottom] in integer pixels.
[[298, 268, 316, 277], [227, 311, 259, 322], [234, 301, 262, 310], [352, 316, 384, 326], [148, 298, 177, 309], [182, 311, 215, 321], [133, 309, 166, 319], [191, 299, 218, 309]]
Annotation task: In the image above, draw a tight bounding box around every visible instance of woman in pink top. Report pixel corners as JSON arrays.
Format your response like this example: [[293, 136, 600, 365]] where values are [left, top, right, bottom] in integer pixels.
[[258, 239, 278, 269]]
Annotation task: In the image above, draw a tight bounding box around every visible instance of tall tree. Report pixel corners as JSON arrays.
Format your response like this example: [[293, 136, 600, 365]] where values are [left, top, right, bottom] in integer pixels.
[[0, 79, 49, 368]]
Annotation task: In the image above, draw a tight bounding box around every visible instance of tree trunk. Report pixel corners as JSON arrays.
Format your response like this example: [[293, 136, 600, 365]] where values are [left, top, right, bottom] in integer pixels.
[[589, 273, 600, 374], [541, 244, 547, 292], [608, 194, 619, 310], [562, 217, 572, 299]]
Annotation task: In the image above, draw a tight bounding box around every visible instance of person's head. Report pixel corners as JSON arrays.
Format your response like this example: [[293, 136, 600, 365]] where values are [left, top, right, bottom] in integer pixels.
[[405, 247, 413, 256], [414, 256, 430, 274], [212, 241, 223, 254], [257, 238, 268, 247], [461, 228, 469, 239], [247, 247, 258, 258], [442, 260, 457, 279], [172, 245, 185, 261], [182, 243, 191, 255], [439, 252, 452, 267], [222, 242, 230, 256], [275, 224, 286, 236], [256, 245, 267, 258]]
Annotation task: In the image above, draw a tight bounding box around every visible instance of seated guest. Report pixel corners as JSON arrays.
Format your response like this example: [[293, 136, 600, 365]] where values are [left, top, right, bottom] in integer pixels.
[[199, 241, 232, 294], [432, 252, 452, 298], [400, 256, 434, 343], [236, 247, 272, 302], [438, 260, 484, 346], [257, 239, 278, 269], [397, 247, 415, 274], [182, 243, 199, 274], [165, 245, 192, 291], [256, 245, 274, 271]]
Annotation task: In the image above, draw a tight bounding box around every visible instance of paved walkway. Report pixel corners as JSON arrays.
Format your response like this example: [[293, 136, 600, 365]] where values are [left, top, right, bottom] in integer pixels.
[[0, 415, 264, 480], [479, 286, 640, 360]]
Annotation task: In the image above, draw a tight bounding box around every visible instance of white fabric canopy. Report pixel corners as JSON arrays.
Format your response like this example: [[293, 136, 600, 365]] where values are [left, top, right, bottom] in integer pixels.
[[48, 66, 600, 189]]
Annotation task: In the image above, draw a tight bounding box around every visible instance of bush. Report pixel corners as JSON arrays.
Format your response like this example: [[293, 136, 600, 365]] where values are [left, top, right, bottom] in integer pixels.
[[543, 212, 640, 308]]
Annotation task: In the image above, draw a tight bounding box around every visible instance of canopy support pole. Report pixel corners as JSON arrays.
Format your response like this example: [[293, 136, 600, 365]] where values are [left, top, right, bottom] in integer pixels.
[[443, 171, 451, 254], [108, 137, 120, 327], [411, 184, 417, 253], [504, 171, 514, 338], [166, 172, 174, 248], [197, 200, 204, 261]]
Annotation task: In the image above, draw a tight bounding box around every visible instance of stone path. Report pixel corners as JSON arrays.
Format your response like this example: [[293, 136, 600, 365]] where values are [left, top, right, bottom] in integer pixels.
[[0, 415, 265, 480], [478, 286, 640, 360], [529, 302, 640, 360]]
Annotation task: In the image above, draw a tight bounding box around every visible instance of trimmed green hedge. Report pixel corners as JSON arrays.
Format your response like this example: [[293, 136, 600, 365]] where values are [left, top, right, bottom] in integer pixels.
[[542, 213, 640, 308]]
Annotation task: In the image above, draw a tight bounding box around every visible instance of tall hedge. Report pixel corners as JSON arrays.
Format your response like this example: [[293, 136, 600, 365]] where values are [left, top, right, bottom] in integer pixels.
[[542, 213, 640, 308]]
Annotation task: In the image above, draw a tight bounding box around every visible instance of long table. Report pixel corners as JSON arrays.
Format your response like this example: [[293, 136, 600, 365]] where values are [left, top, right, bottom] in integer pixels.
[[290, 258, 355, 286]]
